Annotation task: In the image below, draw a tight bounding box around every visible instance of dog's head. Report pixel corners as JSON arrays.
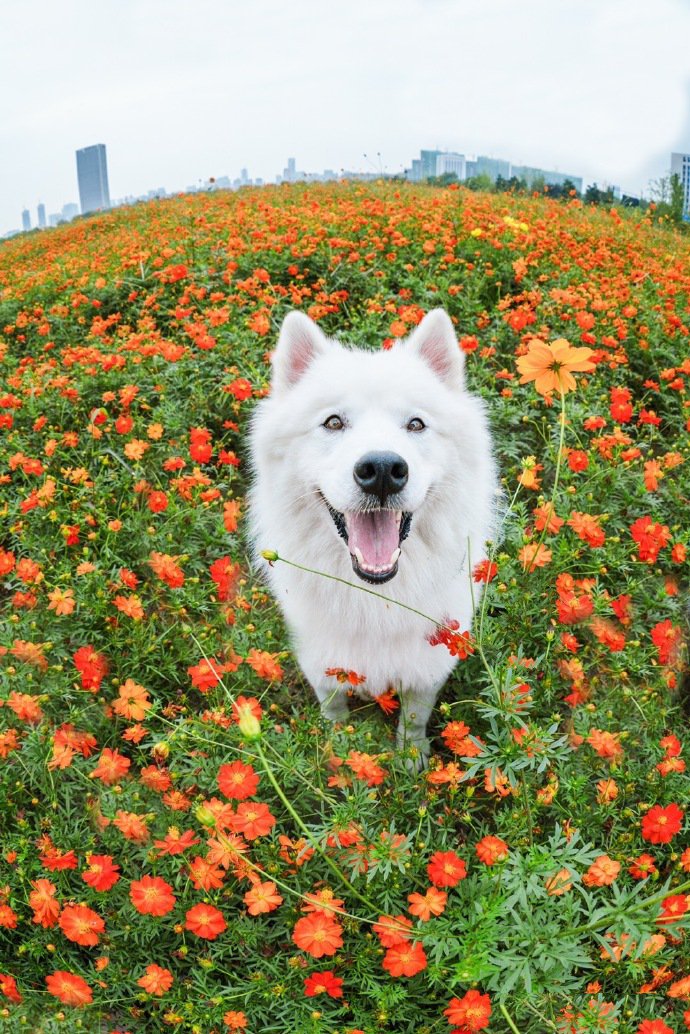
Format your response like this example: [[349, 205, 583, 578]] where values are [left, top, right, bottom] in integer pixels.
[[265, 308, 469, 584]]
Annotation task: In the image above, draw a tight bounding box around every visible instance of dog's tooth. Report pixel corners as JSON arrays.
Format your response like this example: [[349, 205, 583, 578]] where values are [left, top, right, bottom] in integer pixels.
[[389, 547, 401, 565], [353, 547, 365, 567]]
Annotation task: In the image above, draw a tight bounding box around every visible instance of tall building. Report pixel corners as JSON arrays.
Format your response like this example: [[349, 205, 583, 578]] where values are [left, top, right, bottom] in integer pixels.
[[37, 203, 46, 228], [671, 152, 690, 218], [21, 209, 31, 232], [76, 144, 111, 214], [284, 157, 297, 182], [419, 150, 443, 179], [512, 164, 583, 193], [436, 152, 466, 179]]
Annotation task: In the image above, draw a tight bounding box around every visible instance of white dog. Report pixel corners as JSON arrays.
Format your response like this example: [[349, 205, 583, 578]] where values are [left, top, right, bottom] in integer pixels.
[[249, 308, 497, 763]]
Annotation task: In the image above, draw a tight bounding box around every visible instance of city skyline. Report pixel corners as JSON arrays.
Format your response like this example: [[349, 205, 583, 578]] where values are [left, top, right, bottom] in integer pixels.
[[0, 142, 599, 238], [10, 137, 690, 240], [2, 0, 690, 236]]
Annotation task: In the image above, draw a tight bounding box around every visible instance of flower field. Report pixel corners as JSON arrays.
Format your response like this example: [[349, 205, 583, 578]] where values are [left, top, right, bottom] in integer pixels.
[[0, 180, 689, 1034]]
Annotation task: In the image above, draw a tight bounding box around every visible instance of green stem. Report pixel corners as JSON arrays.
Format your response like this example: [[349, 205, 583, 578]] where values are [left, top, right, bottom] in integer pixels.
[[271, 554, 444, 630], [254, 738, 381, 918], [565, 876, 690, 938], [500, 1001, 522, 1033], [528, 389, 566, 567], [520, 775, 534, 848]]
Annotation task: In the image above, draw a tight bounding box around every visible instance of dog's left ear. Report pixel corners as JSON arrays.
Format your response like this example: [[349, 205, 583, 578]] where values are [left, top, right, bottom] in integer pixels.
[[271, 311, 334, 393], [406, 309, 465, 390]]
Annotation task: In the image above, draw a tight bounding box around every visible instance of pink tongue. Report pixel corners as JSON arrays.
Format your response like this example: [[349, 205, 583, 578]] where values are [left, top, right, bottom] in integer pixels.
[[346, 511, 400, 568]]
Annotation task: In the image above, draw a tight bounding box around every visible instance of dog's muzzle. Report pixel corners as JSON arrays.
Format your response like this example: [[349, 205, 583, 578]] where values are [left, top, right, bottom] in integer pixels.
[[326, 502, 412, 584]]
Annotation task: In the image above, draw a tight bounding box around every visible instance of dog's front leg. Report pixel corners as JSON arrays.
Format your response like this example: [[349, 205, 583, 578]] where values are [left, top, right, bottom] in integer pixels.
[[314, 682, 350, 724], [397, 685, 438, 768]]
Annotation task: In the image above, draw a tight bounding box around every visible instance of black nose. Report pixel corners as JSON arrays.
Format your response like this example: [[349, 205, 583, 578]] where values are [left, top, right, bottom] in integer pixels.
[[353, 451, 408, 504]]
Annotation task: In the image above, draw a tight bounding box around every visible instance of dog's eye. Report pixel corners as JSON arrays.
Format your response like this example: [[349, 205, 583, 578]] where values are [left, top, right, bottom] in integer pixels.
[[323, 415, 345, 431], [407, 417, 426, 432]]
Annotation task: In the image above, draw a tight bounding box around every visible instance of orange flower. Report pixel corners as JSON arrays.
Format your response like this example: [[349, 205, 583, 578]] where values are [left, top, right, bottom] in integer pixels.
[[137, 964, 174, 996], [545, 868, 573, 896], [113, 594, 145, 620], [231, 801, 276, 841], [112, 809, 150, 843], [407, 887, 447, 921], [518, 542, 552, 571], [475, 835, 509, 866], [129, 875, 176, 916], [223, 1011, 248, 1030], [112, 678, 151, 721], [245, 648, 283, 681], [148, 551, 185, 588], [188, 855, 226, 891], [29, 878, 60, 927], [596, 778, 619, 804], [47, 587, 76, 615], [244, 880, 283, 915], [427, 850, 467, 888], [583, 855, 621, 887], [587, 728, 623, 761], [217, 761, 260, 800], [45, 970, 93, 1006], [58, 904, 105, 946], [184, 903, 227, 940], [90, 747, 131, 784], [292, 912, 344, 957], [345, 751, 388, 787], [516, 337, 595, 396], [444, 988, 492, 1030], [82, 854, 120, 892], [382, 939, 428, 977], [373, 913, 413, 947]]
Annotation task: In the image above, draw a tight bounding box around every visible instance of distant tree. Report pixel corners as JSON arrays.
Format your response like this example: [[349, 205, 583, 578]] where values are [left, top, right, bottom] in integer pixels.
[[464, 173, 494, 192], [585, 183, 614, 206], [670, 173, 685, 224], [426, 172, 460, 187], [649, 172, 686, 226], [546, 179, 580, 201]]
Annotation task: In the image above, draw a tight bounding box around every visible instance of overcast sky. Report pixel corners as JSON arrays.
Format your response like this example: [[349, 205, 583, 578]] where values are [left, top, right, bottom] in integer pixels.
[[2, 0, 690, 235]]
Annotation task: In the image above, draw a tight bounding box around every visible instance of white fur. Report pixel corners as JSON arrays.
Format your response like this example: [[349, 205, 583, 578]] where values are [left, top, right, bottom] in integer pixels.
[[248, 309, 497, 763]]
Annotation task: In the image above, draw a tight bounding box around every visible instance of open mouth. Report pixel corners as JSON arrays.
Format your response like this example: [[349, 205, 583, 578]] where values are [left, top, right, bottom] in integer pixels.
[[326, 502, 412, 584]]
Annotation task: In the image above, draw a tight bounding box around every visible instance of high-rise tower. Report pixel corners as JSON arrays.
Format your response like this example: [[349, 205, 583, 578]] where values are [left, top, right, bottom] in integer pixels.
[[76, 144, 111, 214]]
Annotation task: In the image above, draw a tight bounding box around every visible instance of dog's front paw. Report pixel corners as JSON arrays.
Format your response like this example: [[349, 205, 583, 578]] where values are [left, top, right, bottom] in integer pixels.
[[397, 730, 430, 773], [320, 699, 350, 724]]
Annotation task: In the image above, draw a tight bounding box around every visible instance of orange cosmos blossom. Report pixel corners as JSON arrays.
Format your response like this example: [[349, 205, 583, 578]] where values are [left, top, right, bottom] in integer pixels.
[[184, 903, 227, 940], [475, 835, 509, 866], [516, 337, 596, 396], [583, 854, 621, 887], [111, 678, 151, 721], [89, 747, 131, 784], [292, 912, 344, 957], [137, 963, 174, 996], [382, 939, 428, 977], [29, 878, 61, 927], [58, 904, 105, 946], [230, 801, 276, 840], [129, 875, 177, 915], [444, 988, 492, 1030], [407, 887, 447, 921], [243, 879, 283, 915], [45, 970, 93, 1006]]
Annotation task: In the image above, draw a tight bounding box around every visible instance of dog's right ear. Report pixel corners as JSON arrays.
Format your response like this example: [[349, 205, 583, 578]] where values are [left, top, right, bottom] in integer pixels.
[[271, 311, 333, 392]]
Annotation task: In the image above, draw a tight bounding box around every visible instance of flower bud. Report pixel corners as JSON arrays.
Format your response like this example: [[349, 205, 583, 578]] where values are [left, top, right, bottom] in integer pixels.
[[237, 706, 262, 741]]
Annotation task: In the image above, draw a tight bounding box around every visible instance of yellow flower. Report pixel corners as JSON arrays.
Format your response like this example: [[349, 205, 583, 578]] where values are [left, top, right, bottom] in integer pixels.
[[516, 338, 595, 396]]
